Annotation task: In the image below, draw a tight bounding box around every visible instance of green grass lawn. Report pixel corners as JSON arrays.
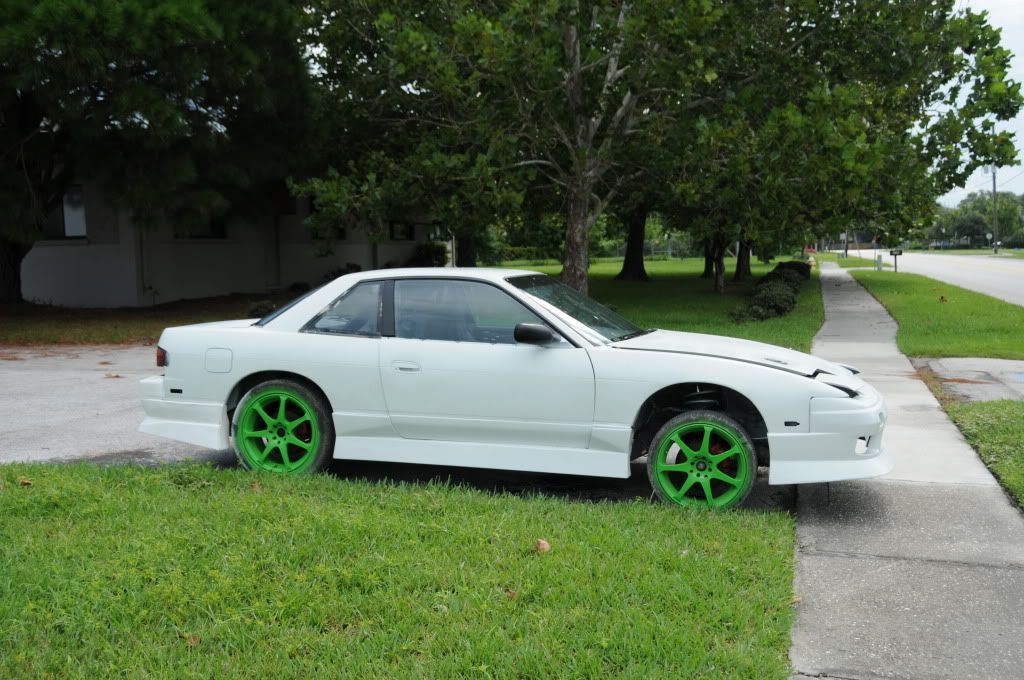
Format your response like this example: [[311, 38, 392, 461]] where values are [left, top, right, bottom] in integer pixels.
[[0, 291, 296, 346], [522, 258, 823, 352], [0, 464, 795, 679], [946, 401, 1024, 505], [2, 258, 823, 352], [813, 252, 889, 269], [850, 271, 1024, 359]]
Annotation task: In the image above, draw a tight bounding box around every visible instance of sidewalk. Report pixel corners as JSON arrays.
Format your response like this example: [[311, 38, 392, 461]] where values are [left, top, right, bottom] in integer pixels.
[[790, 265, 1024, 680]]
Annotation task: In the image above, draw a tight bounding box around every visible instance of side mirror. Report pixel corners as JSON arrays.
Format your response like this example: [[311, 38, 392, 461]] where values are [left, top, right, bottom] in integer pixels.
[[514, 322, 556, 345]]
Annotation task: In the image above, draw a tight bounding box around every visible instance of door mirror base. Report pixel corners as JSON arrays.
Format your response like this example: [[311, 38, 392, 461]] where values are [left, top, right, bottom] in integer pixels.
[[514, 323, 556, 345]]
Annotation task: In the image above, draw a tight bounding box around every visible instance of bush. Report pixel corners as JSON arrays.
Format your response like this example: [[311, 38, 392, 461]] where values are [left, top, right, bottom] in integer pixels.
[[758, 268, 804, 290], [246, 299, 278, 318], [749, 280, 797, 319], [773, 260, 812, 279]]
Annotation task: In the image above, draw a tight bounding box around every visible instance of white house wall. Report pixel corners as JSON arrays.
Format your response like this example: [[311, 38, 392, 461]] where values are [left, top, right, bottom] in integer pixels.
[[22, 186, 429, 308], [22, 185, 141, 308]]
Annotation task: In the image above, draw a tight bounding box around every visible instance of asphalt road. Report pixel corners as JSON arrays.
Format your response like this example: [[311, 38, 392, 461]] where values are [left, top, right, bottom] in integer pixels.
[[884, 251, 1024, 306]]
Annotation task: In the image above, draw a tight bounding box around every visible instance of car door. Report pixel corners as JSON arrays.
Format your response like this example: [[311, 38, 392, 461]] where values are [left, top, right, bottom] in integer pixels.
[[379, 278, 595, 449]]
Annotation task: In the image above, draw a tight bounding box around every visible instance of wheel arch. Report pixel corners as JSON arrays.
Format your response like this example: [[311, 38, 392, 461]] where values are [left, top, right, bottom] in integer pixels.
[[226, 370, 334, 418], [631, 382, 770, 465]]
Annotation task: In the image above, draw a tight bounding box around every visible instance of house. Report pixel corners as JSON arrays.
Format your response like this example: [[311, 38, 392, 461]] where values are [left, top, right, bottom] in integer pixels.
[[21, 182, 436, 308]]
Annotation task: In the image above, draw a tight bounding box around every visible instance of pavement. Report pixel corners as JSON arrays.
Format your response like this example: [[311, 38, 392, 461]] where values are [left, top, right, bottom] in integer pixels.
[[853, 250, 1024, 306], [0, 345, 223, 464], [915, 357, 1024, 403], [790, 264, 1024, 680]]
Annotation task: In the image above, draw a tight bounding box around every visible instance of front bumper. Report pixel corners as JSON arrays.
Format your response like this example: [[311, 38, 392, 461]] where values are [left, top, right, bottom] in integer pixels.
[[767, 383, 892, 485], [137, 376, 229, 450]]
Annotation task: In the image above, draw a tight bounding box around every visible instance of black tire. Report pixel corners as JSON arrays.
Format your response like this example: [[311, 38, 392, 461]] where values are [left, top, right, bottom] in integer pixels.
[[646, 410, 757, 509], [231, 379, 335, 474]]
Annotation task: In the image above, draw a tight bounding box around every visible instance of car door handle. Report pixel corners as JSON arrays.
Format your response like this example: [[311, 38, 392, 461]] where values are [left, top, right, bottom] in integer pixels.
[[392, 361, 421, 373]]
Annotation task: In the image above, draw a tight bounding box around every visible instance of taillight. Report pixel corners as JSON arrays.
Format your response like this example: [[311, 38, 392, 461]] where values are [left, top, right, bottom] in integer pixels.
[[156, 346, 168, 367]]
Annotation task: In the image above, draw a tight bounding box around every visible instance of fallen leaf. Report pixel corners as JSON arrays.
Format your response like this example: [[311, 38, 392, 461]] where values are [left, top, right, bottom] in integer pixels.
[[250, 481, 262, 492], [18, 477, 32, 487], [534, 539, 551, 554], [97, 361, 112, 366], [791, 595, 803, 606], [104, 373, 124, 379], [504, 589, 517, 600], [186, 635, 200, 647]]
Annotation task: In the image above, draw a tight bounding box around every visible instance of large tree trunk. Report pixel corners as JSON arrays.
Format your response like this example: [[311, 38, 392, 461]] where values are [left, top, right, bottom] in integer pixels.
[[0, 237, 30, 304], [455, 235, 477, 267], [561, 186, 591, 294], [701, 239, 714, 279], [615, 203, 649, 281], [706, 234, 727, 293], [733, 238, 752, 281]]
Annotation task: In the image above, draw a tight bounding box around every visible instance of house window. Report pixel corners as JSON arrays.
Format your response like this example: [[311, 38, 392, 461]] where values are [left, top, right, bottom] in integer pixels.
[[390, 222, 414, 241], [174, 215, 228, 239], [42, 185, 88, 239]]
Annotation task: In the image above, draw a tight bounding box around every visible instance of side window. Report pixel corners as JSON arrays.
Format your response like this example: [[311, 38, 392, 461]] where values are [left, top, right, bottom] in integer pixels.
[[395, 279, 546, 344], [305, 281, 382, 336]]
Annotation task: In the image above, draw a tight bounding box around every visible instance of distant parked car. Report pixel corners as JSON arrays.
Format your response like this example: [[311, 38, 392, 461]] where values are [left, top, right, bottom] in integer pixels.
[[140, 268, 890, 508]]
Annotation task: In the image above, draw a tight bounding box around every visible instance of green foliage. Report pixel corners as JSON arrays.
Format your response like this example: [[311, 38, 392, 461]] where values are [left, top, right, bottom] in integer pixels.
[[931, 191, 1023, 246], [0, 463, 796, 679]]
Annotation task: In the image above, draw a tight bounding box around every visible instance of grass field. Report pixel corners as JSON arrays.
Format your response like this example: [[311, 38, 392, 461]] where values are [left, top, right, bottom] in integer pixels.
[[946, 401, 1024, 506], [850, 271, 1024, 359], [524, 258, 823, 352], [1, 258, 823, 351], [0, 464, 795, 679], [813, 252, 889, 269]]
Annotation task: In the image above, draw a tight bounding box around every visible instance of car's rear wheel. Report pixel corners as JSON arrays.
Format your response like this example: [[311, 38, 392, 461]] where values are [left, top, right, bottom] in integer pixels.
[[232, 380, 334, 474], [646, 410, 756, 509]]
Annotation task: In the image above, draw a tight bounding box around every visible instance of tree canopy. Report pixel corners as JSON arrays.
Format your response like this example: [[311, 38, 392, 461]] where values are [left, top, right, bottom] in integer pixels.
[[0, 0, 313, 301]]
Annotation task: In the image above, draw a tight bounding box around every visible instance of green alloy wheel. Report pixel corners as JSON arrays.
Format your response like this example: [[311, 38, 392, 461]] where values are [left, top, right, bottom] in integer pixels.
[[646, 410, 756, 509], [232, 380, 334, 474]]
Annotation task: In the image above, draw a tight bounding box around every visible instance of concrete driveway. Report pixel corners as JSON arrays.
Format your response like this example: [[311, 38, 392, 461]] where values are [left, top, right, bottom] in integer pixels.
[[0, 345, 224, 464]]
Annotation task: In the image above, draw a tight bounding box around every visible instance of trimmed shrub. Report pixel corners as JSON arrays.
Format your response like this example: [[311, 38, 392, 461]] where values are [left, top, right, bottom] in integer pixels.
[[774, 260, 812, 279], [749, 280, 797, 319], [758, 268, 804, 291]]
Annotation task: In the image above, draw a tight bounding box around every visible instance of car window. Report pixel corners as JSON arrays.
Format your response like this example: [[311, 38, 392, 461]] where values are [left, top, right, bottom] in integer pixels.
[[394, 279, 545, 344], [305, 281, 382, 336]]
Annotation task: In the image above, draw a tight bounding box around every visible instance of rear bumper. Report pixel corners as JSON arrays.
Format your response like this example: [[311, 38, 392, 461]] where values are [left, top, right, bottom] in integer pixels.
[[137, 376, 229, 450], [767, 385, 892, 485]]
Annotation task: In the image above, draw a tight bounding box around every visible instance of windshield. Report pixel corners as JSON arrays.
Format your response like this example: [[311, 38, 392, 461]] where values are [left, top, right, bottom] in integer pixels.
[[508, 274, 645, 343]]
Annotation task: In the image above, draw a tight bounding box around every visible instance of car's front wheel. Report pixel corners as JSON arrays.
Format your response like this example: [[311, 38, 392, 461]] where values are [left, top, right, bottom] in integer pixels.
[[231, 380, 334, 474], [646, 410, 756, 509]]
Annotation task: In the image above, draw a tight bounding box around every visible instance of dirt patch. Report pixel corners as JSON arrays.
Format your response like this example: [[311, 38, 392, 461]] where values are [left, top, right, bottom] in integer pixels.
[[912, 361, 961, 406]]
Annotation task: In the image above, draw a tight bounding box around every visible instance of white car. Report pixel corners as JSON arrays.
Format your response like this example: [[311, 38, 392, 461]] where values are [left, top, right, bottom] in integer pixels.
[[139, 268, 891, 508]]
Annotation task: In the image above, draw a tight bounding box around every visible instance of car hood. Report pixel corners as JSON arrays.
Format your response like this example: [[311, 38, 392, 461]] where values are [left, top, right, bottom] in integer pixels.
[[612, 329, 855, 379]]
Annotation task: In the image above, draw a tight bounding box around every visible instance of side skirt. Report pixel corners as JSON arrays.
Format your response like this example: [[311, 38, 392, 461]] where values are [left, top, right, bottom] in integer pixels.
[[332, 436, 632, 479]]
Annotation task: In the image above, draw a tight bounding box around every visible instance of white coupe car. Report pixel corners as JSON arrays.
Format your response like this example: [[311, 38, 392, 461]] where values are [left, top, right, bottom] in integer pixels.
[[139, 268, 892, 509]]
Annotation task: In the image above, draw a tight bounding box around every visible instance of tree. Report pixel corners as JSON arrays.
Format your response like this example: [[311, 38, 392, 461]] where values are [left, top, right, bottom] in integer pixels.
[[0, 1, 312, 302], [302, 1, 719, 293]]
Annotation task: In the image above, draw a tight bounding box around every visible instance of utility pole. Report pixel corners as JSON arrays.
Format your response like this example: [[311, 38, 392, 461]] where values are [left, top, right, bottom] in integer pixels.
[[991, 166, 999, 254]]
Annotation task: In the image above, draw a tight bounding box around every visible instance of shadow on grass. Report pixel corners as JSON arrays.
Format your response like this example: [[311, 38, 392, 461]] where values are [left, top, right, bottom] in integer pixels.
[[55, 447, 794, 512]]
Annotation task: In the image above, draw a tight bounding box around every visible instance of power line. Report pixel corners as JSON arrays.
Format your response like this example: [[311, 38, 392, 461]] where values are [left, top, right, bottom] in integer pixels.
[[997, 167, 1024, 189]]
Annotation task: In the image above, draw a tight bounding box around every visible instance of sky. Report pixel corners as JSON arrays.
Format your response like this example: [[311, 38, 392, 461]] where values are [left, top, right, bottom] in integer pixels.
[[938, 0, 1024, 206]]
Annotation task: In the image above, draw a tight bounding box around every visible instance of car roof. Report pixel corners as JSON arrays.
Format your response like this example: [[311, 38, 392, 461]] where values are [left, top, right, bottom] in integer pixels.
[[341, 267, 544, 284]]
